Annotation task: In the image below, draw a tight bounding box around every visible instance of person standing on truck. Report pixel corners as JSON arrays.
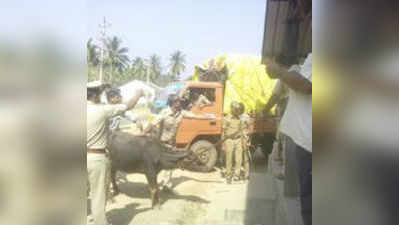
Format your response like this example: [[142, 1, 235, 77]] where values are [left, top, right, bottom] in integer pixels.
[[145, 94, 216, 192], [87, 81, 143, 225], [266, 53, 312, 225], [222, 101, 247, 184]]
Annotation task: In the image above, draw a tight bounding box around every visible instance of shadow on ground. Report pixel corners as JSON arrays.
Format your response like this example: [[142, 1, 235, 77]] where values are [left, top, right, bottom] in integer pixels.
[[161, 189, 210, 205], [116, 178, 210, 206], [107, 203, 152, 225], [171, 175, 225, 185], [244, 149, 276, 225]]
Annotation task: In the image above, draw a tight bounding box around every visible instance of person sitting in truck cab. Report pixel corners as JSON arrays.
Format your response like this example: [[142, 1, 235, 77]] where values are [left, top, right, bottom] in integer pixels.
[[185, 89, 212, 110]]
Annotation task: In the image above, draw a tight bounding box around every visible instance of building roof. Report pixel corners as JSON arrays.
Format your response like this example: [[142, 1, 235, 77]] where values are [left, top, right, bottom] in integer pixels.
[[261, 0, 312, 65]]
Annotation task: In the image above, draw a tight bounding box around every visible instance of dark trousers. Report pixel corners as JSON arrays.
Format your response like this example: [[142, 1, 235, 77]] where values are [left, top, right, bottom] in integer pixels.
[[295, 144, 312, 225]]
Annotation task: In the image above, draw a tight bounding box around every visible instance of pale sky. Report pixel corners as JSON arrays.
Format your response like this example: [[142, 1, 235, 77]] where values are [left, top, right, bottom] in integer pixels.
[[1, 0, 267, 79], [87, 0, 267, 78]]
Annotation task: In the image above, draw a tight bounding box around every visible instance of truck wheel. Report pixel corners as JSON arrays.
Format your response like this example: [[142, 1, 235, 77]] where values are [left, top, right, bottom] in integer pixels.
[[189, 140, 218, 172]]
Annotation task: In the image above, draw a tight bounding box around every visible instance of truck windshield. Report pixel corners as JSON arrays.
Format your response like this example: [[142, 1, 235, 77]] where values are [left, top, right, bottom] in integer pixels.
[[153, 82, 186, 111]]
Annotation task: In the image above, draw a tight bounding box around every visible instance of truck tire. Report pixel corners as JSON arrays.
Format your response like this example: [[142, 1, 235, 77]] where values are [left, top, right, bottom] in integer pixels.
[[189, 140, 218, 172]]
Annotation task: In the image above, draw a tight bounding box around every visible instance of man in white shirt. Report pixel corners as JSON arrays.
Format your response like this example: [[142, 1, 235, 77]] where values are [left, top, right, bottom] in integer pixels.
[[87, 81, 143, 225], [266, 54, 312, 225]]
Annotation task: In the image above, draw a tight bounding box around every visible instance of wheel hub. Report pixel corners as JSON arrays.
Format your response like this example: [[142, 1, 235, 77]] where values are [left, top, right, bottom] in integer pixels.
[[196, 148, 210, 164]]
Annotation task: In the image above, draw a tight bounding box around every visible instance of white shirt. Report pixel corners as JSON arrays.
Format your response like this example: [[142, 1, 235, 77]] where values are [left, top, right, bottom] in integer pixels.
[[87, 101, 127, 149], [272, 65, 300, 98], [280, 54, 312, 152]]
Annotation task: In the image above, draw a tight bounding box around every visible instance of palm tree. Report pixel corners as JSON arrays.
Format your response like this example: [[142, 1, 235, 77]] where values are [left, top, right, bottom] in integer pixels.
[[169, 50, 186, 80], [104, 36, 130, 81], [147, 54, 162, 83], [131, 57, 147, 81], [87, 38, 100, 81], [87, 38, 99, 67]]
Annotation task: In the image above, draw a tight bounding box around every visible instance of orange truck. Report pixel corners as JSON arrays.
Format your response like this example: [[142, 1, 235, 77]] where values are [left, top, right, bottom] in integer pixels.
[[158, 81, 278, 172]]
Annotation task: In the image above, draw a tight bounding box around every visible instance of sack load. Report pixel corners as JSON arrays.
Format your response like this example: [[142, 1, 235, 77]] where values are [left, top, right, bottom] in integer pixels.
[[193, 54, 277, 114]]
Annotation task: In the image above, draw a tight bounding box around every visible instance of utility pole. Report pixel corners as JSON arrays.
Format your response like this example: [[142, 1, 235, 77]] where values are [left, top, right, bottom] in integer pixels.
[[98, 17, 111, 82]]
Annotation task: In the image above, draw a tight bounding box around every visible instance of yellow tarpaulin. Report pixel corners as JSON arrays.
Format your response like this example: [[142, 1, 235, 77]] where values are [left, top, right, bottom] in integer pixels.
[[193, 54, 277, 114]]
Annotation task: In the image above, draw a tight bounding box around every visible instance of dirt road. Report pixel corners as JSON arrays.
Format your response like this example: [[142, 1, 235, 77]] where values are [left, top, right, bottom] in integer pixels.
[[105, 151, 277, 225]]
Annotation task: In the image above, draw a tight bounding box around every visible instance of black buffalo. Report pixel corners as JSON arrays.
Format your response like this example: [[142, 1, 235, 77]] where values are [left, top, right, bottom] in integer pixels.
[[107, 131, 191, 209]]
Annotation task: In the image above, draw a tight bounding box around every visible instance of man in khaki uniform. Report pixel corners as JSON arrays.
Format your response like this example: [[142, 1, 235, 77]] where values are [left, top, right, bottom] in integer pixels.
[[145, 94, 216, 191], [238, 102, 251, 181], [223, 101, 246, 184], [87, 81, 143, 225]]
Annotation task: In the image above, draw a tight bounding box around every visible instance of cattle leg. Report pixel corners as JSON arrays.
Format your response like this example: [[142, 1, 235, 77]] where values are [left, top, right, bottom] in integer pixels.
[[145, 173, 161, 209], [111, 169, 120, 196]]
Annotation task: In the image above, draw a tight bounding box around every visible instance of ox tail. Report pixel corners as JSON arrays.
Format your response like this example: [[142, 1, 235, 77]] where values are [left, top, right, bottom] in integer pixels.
[[159, 150, 190, 169]]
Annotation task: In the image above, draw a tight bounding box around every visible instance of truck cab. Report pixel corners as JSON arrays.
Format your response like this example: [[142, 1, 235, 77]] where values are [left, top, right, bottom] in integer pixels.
[[155, 81, 277, 172], [176, 81, 224, 148]]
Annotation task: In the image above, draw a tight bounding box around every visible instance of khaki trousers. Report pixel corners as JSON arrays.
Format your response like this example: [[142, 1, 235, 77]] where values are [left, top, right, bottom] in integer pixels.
[[87, 154, 110, 225], [224, 138, 243, 178], [242, 149, 250, 178]]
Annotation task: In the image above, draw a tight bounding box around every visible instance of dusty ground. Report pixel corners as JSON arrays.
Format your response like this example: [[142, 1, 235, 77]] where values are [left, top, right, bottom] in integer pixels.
[[103, 150, 277, 225]]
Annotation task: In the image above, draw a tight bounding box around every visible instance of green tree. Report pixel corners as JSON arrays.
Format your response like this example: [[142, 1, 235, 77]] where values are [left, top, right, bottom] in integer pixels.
[[104, 36, 130, 82], [112, 69, 133, 87], [87, 38, 100, 81], [131, 57, 147, 81], [87, 38, 100, 67], [168, 50, 186, 81], [147, 54, 162, 83]]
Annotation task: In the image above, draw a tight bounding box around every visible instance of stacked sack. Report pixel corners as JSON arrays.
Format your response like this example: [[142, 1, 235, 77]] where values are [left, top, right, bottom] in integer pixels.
[[193, 54, 277, 115]]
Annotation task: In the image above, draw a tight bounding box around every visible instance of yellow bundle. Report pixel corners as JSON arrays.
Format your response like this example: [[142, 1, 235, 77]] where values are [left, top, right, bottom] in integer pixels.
[[193, 54, 277, 114]]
